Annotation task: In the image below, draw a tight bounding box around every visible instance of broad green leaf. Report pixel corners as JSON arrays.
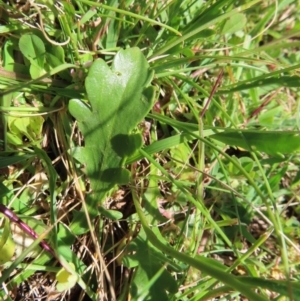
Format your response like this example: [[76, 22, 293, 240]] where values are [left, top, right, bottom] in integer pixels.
[[7, 115, 44, 146], [221, 13, 247, 34], [57, 223, 75, 246], [122, 228, 178, 301], [210, 130, 300, 157], [56, 262, 78, 292], [69, 211, 89, 235], [44, 44, 70, 81], [46, 44, 65, 65], [0, 216, 15, 265], [19, 34, 46, 79], [19, 34, 45, 66], [69, 47, 155, 216], [29, 64, 46, 79]]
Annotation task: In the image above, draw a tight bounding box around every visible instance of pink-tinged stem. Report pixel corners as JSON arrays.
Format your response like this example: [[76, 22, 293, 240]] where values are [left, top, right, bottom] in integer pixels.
[[0, 203, 57, 259]]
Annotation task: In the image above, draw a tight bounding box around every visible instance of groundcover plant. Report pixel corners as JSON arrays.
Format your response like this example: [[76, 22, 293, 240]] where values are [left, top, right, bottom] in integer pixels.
[[0, 1, 300, 300]]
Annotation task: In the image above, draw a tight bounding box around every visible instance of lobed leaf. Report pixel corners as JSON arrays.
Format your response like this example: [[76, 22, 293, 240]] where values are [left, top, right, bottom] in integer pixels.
[[69, 48, 155, 216]]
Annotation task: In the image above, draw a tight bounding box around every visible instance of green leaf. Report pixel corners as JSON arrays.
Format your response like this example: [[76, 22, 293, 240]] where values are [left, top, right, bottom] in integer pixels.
[[0, 216, 15, 265], [122, 228, 178, 301], [98, 207, 123, 220], [0, 182, 10, 197], [133, 181, 269, 301], [19, 34, 46, 79], [44, 44, 70, 80], [221, 13, 247, 34], [126, 132, 196, 164], [0, 154, 33, 168], [7, 115, 44, 146], [29, 64, 46, 79], [69, 211, 89, 235], [57, 223, 75, 246], [56, 262, 78, 292], [210, 129, 300, 157], [69, 47, 155, 216], [239, 277, 300, 299], [46, 44, 65, 65]]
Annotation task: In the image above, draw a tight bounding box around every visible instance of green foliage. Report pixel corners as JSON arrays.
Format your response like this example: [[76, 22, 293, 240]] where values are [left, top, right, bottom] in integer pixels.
[[239, 277, 300, 300], [69, 47, 155, 216], [123, 228, 178, 301], [19, 34, 46, 79], [56, 262, 78, 292], [0, 154, 34, 168], [210, 129, 300, 157], [221, 13, 247, 34], [0, 216, 15, 265], [18, 33, 67, 79], [0, 0, 300, 300], [7, 115, 44, 147]]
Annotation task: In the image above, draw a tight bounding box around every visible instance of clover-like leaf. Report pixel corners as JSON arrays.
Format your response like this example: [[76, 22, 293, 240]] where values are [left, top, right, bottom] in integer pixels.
[[69, 48, 155, 216], [19, 34, 46, 79]]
